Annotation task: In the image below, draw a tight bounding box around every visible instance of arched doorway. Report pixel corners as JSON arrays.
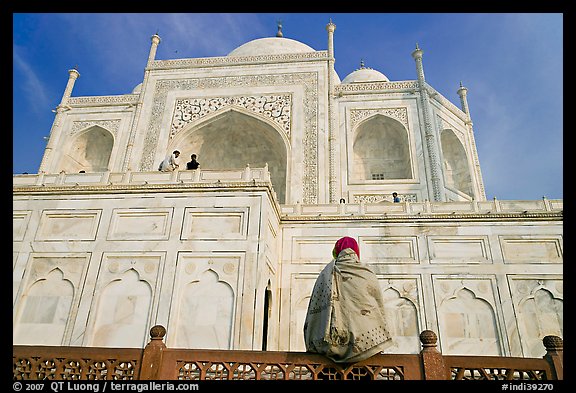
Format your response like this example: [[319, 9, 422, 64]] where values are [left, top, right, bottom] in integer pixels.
[[440, 130, 473, 197], [60, 126, 114, 173], [352, 115, 412, 181], [176, 109, 288, 203]]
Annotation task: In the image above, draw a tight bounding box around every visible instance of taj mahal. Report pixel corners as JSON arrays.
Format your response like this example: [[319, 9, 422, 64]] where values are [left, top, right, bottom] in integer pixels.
[[12, 21, 562, 359]]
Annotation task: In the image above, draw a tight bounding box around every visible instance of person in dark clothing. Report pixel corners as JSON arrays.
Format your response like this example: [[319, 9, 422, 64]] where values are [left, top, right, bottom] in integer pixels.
[[186, 154, 200, 170]]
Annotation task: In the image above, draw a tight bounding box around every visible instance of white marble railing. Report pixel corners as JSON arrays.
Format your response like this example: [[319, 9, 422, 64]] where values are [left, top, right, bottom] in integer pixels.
[[13, 166, 271, 187], [13, 169, 562, 216], [281, 198, 562, 217]]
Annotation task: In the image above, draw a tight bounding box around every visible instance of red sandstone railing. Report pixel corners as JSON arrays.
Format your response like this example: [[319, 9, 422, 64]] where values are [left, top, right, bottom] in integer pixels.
[[13, 326, 563, 381]]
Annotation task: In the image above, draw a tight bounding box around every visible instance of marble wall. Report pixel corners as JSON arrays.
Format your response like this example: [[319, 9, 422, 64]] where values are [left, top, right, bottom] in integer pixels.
[[13, 172, 562, 357], [279, 220, 563, 358]]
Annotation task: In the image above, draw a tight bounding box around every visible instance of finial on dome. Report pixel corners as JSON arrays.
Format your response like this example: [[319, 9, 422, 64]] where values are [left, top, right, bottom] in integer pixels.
[[276, 19, 283, 37], [360, 59, 365, 69], [415, 42, 420, 50]]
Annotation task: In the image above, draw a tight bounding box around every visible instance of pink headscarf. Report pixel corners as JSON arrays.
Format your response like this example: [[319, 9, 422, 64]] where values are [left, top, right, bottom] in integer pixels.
[[333, 236, 360, 259]]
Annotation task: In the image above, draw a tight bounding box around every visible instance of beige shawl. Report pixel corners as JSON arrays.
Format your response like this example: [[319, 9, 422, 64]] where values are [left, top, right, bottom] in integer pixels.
[[303, 248, 392, 363]]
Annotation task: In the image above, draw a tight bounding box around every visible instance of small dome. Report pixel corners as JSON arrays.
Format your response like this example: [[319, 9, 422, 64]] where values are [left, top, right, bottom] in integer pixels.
[[131, 83, 142, 94], [228, 37, 315, 57], [342, 66, 389, 84]]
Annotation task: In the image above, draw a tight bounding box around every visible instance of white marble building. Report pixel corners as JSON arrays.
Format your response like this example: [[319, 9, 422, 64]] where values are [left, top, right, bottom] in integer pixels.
[[13, 22, 562, 358]]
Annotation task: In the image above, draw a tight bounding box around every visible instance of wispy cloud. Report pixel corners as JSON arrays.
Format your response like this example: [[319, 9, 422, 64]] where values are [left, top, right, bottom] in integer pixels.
[[13, 45, 51, 114], [155, 13, 267, 57]]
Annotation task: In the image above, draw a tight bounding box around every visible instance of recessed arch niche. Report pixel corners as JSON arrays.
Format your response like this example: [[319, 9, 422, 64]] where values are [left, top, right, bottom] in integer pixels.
[[440, 130, 473, 197], [174, 109, 288, 203], [60, 126, 114, 173], [351, 114, 412, 181]]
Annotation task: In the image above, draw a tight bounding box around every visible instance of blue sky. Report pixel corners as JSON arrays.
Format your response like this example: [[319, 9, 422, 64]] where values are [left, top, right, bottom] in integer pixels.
[[13, 13, 563, 200]]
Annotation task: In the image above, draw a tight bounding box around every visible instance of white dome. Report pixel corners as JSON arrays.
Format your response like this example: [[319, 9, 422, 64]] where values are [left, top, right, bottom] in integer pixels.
[[342, 67, 389, 84], [228, 37, 315, 56], [131, 83, 142, 94]]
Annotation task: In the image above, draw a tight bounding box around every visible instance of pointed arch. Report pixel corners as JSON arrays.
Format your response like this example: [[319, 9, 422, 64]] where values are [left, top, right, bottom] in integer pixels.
[[381, 287, 420, 354], [438, 287, 501, 355], [441, 129, 473, 197], [13, 268, 74, 345], [90, 269, 153, 348], [173, 269, 235, 349], [351, 114, 412, 181], [518, 288, 563, 357], [61, 126, 114, 173], [172, 108, 289, 203]]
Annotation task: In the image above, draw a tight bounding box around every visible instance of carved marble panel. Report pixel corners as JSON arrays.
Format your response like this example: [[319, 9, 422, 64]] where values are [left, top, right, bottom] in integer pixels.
[[71, 119, 121, 137], [13, 253, 90, 345], [170, 95, 291, 138], [181, 207, 249, 240], [13, 210, 32, 241], [107, 208, 173, 241], [350, 107, 409, 130], [359, 236, 419, 264], [432, 276, 502, 355], [88, 253, 164, 348], [508, 276, 563, 357], [499, 236, 563, 263], [168, 253, 244, 349], [35, 209, 102, 241], [353, 193, 418, 203], [427, 236, 492, 263], [378, 277, 423, 354], [290, 236, 340, 264]]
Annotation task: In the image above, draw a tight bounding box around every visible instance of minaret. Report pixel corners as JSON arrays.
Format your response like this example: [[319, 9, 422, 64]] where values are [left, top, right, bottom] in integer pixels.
[[457, 81, 472, 126], [326, 19, 336, 60], [147, 33, 161, 66], [38, 67, 80, 173], [60, 67, 80, 106], [326, 19, 338, 202], [457, 82, 486, 200], [122, 33, 161, 171], [411, 44, 445, 202]]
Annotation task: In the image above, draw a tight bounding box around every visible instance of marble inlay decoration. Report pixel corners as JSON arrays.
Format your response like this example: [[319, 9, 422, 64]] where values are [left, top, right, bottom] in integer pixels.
[[71, 120, 121, 136], [170, 95, 292, 138], [350, 107, 409, 130]]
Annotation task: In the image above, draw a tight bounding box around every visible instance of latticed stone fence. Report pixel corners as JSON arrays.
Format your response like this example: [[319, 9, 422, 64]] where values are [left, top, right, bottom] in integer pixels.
[[13, 326, 563, 380]]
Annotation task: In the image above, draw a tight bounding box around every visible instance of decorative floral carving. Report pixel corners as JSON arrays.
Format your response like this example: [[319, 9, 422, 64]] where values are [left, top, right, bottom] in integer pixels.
[[336, 80, 418, 93], [71, 120, 121, 136], [350, 108, 409, 130], [353, 194, 418, 203], [148, 51, 329, 70], [68, 95, 138, 106], [170, 95, 291, 138]]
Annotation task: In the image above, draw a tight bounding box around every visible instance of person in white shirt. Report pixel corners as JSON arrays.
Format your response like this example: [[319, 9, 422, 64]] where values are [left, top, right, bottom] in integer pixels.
[[158, 150, 180, 171]]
